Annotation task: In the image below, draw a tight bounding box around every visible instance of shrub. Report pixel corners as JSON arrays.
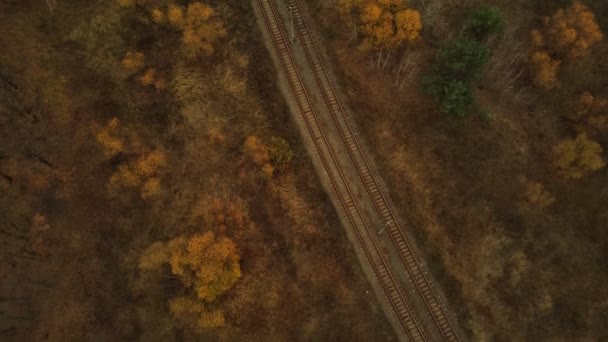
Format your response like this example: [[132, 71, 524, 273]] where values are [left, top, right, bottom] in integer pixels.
[[437, 38, 489, 81], [424, 72, 474, 116], [268, 136, 294, 172]]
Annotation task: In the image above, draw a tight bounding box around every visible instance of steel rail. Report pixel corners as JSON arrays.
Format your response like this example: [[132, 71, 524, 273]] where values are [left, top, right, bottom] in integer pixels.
[[258, 0, 427, 340]]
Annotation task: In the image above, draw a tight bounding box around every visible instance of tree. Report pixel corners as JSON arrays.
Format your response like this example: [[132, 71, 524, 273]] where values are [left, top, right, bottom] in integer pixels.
[[528, 1, 603, 88], [436, 38, 489, 81], [465, 6, 505, 40], [164, 2, 227, 58], [529, 51, 561, 89], [423, 38, 488, 116], [573, 91, 608, 134], [168, 232, 240, 303], [358, 0, 421, 51], [541, 1, 603, 59], [553, 133, 606, 179], [524, 181, 555, 208]]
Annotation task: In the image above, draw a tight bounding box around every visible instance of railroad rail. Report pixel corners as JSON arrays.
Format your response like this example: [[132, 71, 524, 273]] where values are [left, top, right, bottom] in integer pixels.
[[286, 1, 461, 341], [257, 0, 427, 340]]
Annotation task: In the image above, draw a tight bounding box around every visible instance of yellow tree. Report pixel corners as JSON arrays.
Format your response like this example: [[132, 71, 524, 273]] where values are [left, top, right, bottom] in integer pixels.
[[168, 231, 241, 303], [165, 2, 227, 57], [96, 117, 125, 157], [553, 133, 606, 179], [358, 0, 421, 51]]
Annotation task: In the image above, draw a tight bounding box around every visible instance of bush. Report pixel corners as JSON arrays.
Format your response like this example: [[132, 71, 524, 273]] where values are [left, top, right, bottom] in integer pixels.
[[437, 38, 489, 81], [268, 136, 294, 172], [465, 6, 505, 40], [424, 72, 474, 116], [424, 38, 488, 116]]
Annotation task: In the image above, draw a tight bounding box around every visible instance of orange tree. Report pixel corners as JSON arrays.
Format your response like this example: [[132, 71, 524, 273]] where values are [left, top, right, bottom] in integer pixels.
[[357, 0, 421, 51]]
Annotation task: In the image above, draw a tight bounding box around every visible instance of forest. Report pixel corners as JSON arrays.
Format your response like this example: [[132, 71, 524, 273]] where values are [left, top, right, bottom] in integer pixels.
[[0, 0, 394, 340], [1, 0, 607, 340]]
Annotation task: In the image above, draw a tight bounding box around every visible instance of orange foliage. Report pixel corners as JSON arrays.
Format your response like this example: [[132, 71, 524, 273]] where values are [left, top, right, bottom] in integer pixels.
[[168, 232, 240, 303], [541, 1, 603, 59], [121, 51, 145, 74], [358, 0, 421, 51], [139, 68, 156, 86], [573, 91, 608, 133], [243, 135, 274, 176], [529, 51, 561, 89]]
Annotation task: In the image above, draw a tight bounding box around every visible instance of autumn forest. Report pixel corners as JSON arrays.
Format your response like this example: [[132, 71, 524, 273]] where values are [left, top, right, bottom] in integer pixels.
[[1, 0, 607, 340]]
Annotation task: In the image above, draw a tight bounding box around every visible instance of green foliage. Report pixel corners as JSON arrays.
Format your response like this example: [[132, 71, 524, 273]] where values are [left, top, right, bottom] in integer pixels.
[[423, 71, 474, 116], [424, 38, 488, 116], [437, 38, 489, 81], [268, 136, 294, 172], [465, 6, 505, 39]]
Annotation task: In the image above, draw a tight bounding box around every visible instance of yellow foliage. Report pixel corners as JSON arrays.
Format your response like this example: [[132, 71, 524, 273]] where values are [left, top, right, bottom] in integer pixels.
[[139, 241, 169, 270], [151, 8, 165, 24], [168, 296, 225, 330], [110, 164, 142, 188], [358, 0, 421, 50], [524, 181, 555, 208], [121, 51, 145, 73], [529, 51, 561, 89], [135, 150, 166, 177], [96, 117, 125, 157], [181, 2, 227, 57], [395, 9, 422, 43], [141, 177, 161, 200], [553, 133, 606, 179], [168, 232, 240, 303], [167, 4, 184, 26]]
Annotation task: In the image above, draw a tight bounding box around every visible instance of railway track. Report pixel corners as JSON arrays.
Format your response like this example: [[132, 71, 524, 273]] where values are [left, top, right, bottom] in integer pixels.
[[286, 1, 461, 341], [257, 0, 427, 340]]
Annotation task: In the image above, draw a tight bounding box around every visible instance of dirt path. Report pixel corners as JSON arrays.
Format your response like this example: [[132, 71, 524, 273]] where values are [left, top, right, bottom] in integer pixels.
[[251, 0, 462, 340]]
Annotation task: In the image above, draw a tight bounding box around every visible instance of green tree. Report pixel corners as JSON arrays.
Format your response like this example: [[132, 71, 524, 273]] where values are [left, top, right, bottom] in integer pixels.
[[465, 6, 505, 40], [268, 136, 294, 173]]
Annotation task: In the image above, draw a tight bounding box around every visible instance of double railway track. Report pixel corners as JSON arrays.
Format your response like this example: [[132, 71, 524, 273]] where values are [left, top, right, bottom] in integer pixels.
[[257, 0, 461, 340], [286, 1, 461, 341]]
